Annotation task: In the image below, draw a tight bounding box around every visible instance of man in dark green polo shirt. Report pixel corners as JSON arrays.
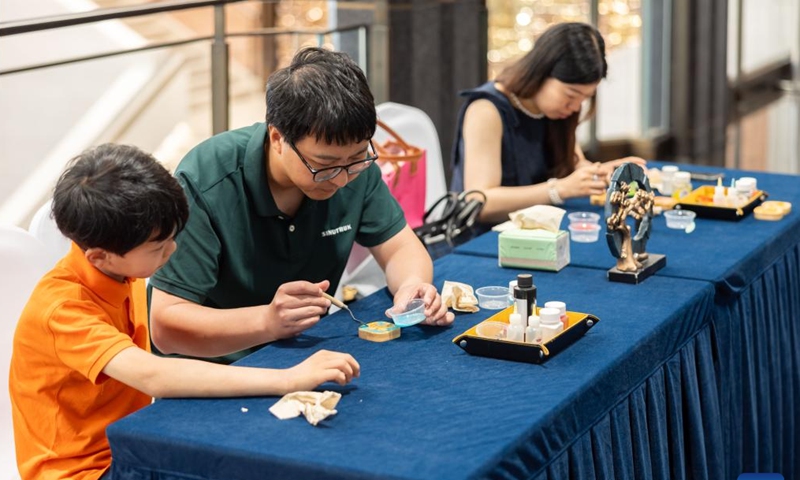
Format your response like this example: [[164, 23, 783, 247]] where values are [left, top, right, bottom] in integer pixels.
[[149, 47, 454, 364]]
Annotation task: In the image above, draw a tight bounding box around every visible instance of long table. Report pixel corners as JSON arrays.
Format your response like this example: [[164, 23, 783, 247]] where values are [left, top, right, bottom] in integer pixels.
[[108, 258, 717, 480], [107, 165, 799, 479], [455, 165, 800, 478], [456, 166, 800, 295]]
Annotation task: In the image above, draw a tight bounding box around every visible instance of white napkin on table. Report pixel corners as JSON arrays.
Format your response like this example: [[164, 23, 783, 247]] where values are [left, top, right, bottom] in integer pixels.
[[269, 391, 342, 426]]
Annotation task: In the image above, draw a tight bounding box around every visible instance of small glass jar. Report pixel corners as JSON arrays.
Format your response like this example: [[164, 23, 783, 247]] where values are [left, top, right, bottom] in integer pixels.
[[671, 171, 693, 199]]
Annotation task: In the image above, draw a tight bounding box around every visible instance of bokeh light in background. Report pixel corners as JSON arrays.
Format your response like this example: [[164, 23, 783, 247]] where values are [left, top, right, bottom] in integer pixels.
[[486, 0, 642, 78], [275, 1, 329, 68]]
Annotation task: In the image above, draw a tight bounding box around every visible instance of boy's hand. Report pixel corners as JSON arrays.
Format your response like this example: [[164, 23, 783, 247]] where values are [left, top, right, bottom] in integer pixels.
[[284, 350, 360, 392], [264, 280, 331, 340], [390, 283, 454, 327]]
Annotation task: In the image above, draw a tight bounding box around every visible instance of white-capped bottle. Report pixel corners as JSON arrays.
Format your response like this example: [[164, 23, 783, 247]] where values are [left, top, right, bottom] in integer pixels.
[[539, 307, 564, 343], [726, 179, 739, 206], [712, 178, 726, 206], [525, 314, 540, 344], [737, 177, 756, 198], [544, 301, 568, 329], [507, 313, 525, 342], [661, 165, 678, 195], [508, 280, 517, 307]]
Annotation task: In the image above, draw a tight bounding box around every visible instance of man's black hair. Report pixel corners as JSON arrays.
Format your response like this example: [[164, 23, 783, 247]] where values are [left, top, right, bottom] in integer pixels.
[[266, 47, 376, 145], [52, 143, 189, 255]]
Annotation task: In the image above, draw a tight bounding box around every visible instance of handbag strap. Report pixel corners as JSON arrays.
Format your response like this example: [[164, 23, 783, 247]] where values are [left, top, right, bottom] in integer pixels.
[[374, 119, 425, 165], [413, 190, 486, 246]]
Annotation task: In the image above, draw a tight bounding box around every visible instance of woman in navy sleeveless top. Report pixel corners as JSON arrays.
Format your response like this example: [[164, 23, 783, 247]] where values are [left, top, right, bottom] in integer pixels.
[[451, 22, 645, 228]]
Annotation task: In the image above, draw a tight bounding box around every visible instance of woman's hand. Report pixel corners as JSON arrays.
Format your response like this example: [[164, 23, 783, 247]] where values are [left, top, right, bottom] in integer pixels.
[[556, 157, 647, 200], [597, 157, 647, 182], [555, 163, 608, 199]]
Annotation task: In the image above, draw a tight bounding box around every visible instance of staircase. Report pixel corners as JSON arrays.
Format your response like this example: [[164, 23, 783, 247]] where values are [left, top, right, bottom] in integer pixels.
[[92, 0, 267, 169]]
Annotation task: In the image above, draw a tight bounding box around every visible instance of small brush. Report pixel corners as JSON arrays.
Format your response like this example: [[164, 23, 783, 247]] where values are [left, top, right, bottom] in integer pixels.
[[322, 292, 365, 325]]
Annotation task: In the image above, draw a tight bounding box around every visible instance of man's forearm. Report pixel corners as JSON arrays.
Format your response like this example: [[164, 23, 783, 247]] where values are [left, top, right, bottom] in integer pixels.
[[383, 241, 433, 295], [150, 293, 271, 358]]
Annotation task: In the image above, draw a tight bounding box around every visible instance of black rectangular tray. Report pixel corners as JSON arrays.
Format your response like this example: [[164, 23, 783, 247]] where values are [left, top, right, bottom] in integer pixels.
[[452, 307, 599, 364]]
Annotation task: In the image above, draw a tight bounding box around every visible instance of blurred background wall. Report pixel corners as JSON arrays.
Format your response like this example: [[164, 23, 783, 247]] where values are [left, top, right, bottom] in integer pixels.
[[1, 0, 798, 228]]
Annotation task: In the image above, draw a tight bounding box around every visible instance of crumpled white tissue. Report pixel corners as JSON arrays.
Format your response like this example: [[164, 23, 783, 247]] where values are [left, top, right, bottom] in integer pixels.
[[508, 205, 566, 232], [441, 280, 479, 313], [269, 391, 342, 426]]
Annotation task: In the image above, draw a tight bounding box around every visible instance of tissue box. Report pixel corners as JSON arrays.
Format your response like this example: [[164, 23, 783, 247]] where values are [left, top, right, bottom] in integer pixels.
[[498, 228, 570, 271]]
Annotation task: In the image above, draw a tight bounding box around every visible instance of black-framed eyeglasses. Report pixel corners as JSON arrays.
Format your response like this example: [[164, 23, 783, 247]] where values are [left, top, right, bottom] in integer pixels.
[[289, 139, 379, 183]]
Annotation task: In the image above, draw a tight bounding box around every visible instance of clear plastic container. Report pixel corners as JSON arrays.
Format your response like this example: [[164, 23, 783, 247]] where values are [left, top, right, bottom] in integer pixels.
[[567, 211, 600, 225], [664, 209, 696, 230], [387, 298, 427, 327], [475, 286, 510, 310], [568, 223, 601, 242], [475, 321, 508, 340]]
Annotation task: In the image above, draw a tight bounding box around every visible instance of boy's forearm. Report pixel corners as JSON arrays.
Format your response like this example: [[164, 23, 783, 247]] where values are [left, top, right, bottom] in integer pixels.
[[104, 347, 290, 398]]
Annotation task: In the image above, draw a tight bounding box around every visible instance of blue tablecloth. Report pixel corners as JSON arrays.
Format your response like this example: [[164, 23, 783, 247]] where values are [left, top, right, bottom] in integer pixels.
[[108, 257, 716, 480], [455, 164, 800, 478], [455, 165, 800, 297]]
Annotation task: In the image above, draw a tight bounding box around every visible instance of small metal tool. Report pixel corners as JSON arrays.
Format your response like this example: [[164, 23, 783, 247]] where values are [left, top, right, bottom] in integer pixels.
[[322, 292, 365, 324]]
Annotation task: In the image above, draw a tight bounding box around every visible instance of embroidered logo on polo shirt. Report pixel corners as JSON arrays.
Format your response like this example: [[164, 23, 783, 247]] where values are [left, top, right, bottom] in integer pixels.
[[321, 224, 352, 237]]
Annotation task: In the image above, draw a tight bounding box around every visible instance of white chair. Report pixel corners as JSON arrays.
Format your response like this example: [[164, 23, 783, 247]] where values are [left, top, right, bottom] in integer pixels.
[[335, 103, 447, 301], [0, 225, 50, 480], [28, 200, 71, 269]]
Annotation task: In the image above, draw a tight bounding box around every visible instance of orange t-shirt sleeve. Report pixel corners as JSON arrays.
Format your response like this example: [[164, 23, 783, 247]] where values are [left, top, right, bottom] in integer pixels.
[[48, 300, 138, 384]]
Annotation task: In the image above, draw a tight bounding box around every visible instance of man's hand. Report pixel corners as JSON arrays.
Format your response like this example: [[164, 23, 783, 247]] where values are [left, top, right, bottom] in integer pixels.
[[264, 280, 332, 340], [389, 283, 455, 327]]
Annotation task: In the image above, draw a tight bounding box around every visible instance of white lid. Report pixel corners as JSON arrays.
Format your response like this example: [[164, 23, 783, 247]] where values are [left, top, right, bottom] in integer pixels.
[[662, 165, 679, 173], [539, 307, 561, 325], [737, 177, 756, 187], [528, 315, 540, 327], [509, 313, 524, 326], [544, 301, 566, 314], [509, 280, 517, 290], [674, 171, 691, 182]]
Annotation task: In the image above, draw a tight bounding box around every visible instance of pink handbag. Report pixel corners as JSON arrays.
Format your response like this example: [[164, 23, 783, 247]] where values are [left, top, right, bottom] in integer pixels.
[[375, 120, 427, 228]]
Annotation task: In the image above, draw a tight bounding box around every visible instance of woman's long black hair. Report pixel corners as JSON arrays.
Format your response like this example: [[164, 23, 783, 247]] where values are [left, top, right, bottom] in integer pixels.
[[496, 23, 607, 179]]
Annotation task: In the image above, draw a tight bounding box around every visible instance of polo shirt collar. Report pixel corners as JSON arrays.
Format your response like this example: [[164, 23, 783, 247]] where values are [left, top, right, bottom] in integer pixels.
[[243, 122, 318, 218], [243, 123, 282, 218], [62, 242, 132, 306]]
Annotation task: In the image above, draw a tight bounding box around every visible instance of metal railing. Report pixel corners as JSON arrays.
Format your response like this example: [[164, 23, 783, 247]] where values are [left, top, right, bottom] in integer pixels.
[[0, 0, 385, 134]]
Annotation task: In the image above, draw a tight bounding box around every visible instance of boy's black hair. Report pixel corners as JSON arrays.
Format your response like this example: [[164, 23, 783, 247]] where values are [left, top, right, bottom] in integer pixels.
[[52, 144, 189, 255], [266, 47, 376, 145]]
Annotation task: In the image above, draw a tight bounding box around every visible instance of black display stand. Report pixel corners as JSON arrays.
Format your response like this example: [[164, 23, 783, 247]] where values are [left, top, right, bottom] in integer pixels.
[[607, 254, 667, 284]]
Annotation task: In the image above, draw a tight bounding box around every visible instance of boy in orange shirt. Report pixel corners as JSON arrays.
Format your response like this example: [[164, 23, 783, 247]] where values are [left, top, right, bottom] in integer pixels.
[[9, 144, 360, 480]]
